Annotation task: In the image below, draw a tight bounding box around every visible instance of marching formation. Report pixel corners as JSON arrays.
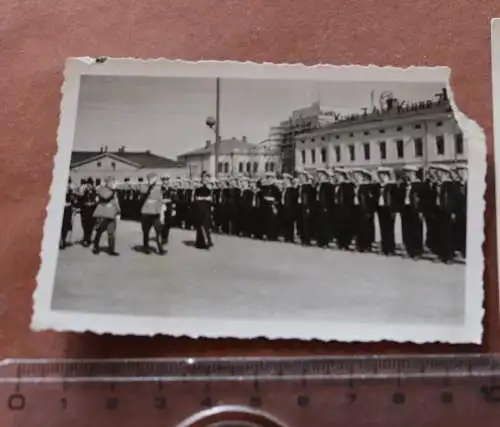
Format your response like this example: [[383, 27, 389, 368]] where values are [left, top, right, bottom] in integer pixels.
[[61, 163, 467, 264]]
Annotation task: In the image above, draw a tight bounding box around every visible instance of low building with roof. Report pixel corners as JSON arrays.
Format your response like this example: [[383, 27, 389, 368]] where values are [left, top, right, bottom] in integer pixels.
[[69, 146, 187, 184], [277, 89, 466, 174], [177, 136, 281, 178]]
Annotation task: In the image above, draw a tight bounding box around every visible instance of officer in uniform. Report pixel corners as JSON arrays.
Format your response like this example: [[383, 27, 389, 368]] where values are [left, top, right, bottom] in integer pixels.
[[92, 176, 121, 256], [78, 177, 98, 247], [139, 172, 166, 255], [374, 166, 397, 255], [193, 171, 214, 249]]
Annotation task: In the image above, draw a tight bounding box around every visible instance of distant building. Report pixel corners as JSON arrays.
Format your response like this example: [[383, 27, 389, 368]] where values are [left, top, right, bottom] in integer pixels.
[[70, 146, 187, 184], [277, 90, 466, 174], [177, 136, 281, 178]]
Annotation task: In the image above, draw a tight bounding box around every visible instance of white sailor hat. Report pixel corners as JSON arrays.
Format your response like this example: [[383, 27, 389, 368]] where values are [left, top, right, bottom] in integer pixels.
[[430, 164, 451, 173], [161, 174, 170, 180], [316, 168, 331, 177], [146, 172, 158, 180], [376, 166, 393, 174], [282, 173, 293, 180], [402, 165, 419, 173], [333, 167, 350, 176], [454, 163, 468, 171], [265, 171, 277, 178]]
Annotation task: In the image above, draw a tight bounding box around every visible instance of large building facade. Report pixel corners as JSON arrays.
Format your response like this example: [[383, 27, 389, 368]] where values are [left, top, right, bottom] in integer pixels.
[[70, 147, 188, 184], [278, 90, 466, 174], [177, 136, 281, 178]]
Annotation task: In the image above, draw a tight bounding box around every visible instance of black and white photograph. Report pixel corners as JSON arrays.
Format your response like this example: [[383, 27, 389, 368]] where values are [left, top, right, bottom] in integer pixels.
[[33, 58, 485, 342], [492, 18, 500, 303]]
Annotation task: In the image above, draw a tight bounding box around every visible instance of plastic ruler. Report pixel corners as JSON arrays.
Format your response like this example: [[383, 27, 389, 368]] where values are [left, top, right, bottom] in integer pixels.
[[2, 354, 500, 426]]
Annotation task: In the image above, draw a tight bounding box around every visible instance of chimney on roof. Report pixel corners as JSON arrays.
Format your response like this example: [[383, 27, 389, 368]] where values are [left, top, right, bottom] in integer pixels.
[[242, 136, 247, 143], [146, 149, 151, 154], [99, 146, 104, 153], [104, 145, 108, 152], [205, 140, 211, 149]]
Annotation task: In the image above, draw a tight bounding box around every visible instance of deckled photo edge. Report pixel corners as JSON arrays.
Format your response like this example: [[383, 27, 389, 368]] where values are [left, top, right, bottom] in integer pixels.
[[492, 18, 500, 315], [31, 58, 485, 344]]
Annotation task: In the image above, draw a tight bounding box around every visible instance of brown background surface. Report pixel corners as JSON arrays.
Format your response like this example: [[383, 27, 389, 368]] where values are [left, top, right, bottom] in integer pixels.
[[1, 0, 500, 359]]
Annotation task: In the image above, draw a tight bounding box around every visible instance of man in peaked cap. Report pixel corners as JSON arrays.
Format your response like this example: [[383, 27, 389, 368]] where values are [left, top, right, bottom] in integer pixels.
[[78, 176, 98, 247], [350, 168, 376, 253], [259, 169, 281, 241], [192, 171, 214, 249], [92, 176, 121, 256], [296, 169, 316, 245], [139, 172, 165, 255], [160, 173, 175, 246]]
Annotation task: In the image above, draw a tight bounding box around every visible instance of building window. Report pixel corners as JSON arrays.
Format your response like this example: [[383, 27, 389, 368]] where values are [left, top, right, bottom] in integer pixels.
[[218, 162, 223, 173], [414, 137, 423, 157], [301, 150, 306, 164], [455, 133, 464, 155], [379, 129, 386, 134], [363, 143, 370, 160], [436, 121, 443, 127], [396, 126, 403, 131], [363, 131, 370, 135], [269, 162, 275, 172], [320, 148, 327, 163], [335, 146, 341, 162], [321, 136, 325, 141], [379, 141, 387, 160], [264, 163, 268, 172], [224, 162, 229, 174], [349, 133, 354, 137], [246, 162, 251, 173], [253, 162, 258, 173], [414, 124, 422, 129], [311, 138, 315, 142], [97, 162, 102, 167], [396, 139, 404, 159], [335, 135, 340, 139], [111, 162, 116, 170], [436, 135, 445, 155], [238, 162, 243, 173], [311, 149, 316, 164], [348, 145, 355, 162]]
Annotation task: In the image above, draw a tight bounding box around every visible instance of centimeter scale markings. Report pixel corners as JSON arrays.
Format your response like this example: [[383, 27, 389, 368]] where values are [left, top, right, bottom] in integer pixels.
[[2, 354, 500, 427]]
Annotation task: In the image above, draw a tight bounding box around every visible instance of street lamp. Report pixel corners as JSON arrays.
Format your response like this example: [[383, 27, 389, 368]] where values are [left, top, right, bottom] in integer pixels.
[[206, 78, 221, 177]]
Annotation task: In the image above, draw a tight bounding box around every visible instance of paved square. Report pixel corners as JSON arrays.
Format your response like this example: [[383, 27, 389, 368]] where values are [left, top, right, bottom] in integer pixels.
[[52, 218, 466, 325]]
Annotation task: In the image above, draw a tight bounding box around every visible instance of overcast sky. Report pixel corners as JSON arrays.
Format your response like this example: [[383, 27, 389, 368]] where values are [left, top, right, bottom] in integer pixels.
[[73, 75, 445, 159]]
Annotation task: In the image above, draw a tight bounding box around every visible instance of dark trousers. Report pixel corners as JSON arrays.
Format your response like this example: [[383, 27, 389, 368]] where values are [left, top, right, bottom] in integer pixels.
[[377, 207, 396, 254], [263, 206, 278, 241], [93, 218, 117, 253], [316, 208, 331, 247], [454, 213, 466, 257], [162, 211, 172, 245], [281, 208, 296, 243], [298, 207, 314, 245], [401, 206, 423, 258], [80, 207, 96, 244], [435, 209, 454, 262], [354, 207, 373, 252], [141, 214, 163, 251]]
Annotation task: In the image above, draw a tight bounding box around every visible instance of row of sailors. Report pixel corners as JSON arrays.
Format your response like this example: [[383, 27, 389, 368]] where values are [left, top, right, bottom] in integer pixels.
[[63, 163, 467, 263]]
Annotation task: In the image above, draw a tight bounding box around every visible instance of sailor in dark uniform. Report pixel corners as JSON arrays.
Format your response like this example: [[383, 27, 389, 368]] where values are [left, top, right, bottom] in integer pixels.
[[280, 173, 298, 243], [92, 176, 121, 255], [315, 168, 334, 248], [374, 167, 397, 255], [431, 164, 457, 263], [60, 178, 76, 249], [139, 172, 166, 255], [239, 177, 255, 238], [259, 171, 281, 241], [160, 174, 174, 246], [193, 171, 214, 249], [453, 164, 468, 258], [334, 168, 355, 250], [397, 165, 424, 259], [351, 168, 376, 252], [297, 171, 316, 246], [78, 177, 98, 247]]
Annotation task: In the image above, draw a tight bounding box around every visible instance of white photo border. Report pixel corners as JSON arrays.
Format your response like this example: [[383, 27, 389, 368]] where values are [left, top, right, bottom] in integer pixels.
[[32, 57, 486, 343]]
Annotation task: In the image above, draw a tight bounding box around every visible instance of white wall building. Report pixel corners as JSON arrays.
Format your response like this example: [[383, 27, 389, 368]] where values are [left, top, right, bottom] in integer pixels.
[[177, 136, 281, 178], [70, 147, 187, 184], [292, 95, 465, 173]]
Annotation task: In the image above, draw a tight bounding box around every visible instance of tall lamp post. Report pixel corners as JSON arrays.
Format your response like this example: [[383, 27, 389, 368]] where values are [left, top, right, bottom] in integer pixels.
[[206, 77, 221, 177]]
